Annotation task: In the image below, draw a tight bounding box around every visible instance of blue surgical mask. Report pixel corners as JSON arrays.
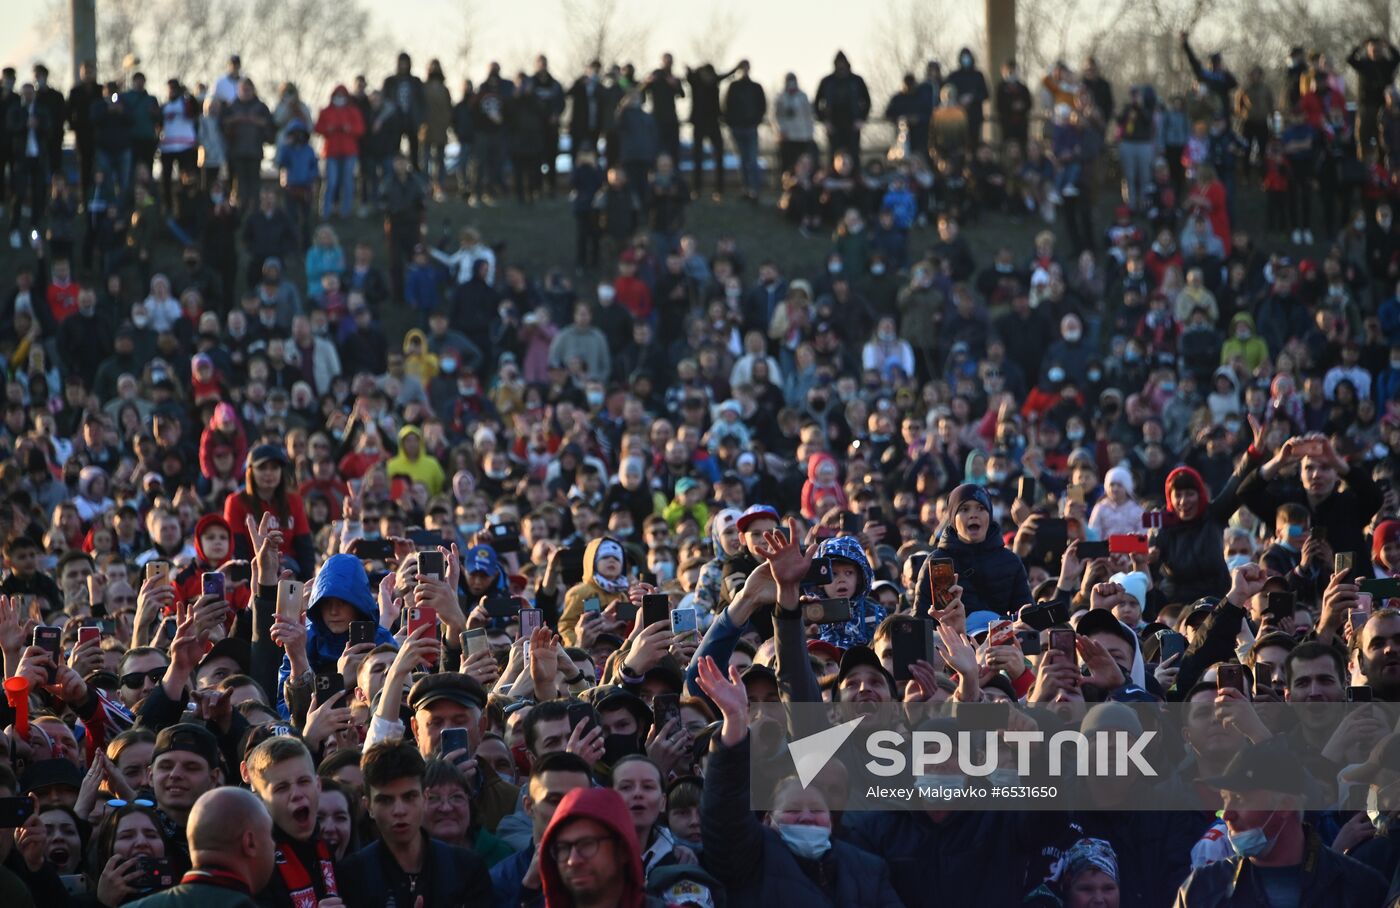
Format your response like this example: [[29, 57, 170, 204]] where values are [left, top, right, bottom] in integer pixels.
[[458, 521, 482, 535], [775, 823, 832, 860], [1227, 814, 1278, 858], [1160, 381, 1177, 394], [1226, 553, 1253, 572], [653, 561, 675, 581]]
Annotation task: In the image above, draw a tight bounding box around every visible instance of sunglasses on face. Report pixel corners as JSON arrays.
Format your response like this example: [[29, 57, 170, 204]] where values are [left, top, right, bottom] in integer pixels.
[[120, 668, 164, 689]]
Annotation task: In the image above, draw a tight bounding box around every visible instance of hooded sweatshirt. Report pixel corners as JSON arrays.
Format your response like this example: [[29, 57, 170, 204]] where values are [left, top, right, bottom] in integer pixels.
[[813, 534, 886, 648], [1218, 312, 1269, 374], [1205, 365, 1242, 425], [539, 788, 650, 908], [275, 553, 394, 713], [800, 453, 847, 520], [173, 514, 252, 615], [917, 484, 1032, 617], [560, 536, 631, 646], [386, 424, 446, 496], [1088, 466, 1145, 538]]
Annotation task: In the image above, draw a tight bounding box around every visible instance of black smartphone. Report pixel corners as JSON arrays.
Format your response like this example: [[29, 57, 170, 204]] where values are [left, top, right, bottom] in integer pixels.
[[1360, 577, 1400, 598], [1017, 475, 1036, 504], [867, 506, 884, 523], [0, 796, 33, 827], [349, 620, 377, 646], [803, 557, 833, 586], [652, 693, 681, 731], [1158, 630, 1188, 662], [1350, 685, 1374, 702], [488, 523, 521, 554], [1022, 601, 1070, 631], [556, 545, 587, 586], [1310, 526, 1328, 545], [641, 594, 671, 630], [407, 529, 447, 549], [313, 670, 344, 702], [802, 597, 852, 624], [840, 512, 861, 534], [223, 561, 252, 585], [417, 550, 445, 579], [1035, 518, 1069, 555], [1265, 591, 1295, 621], [32, 625, 59, 682], [352, 538, 397, 561], [1076, 540, 1110, 559], [567, 701, 596, 731], [133, 856, 176, 892], [483, 595, 519, 619], [1016, 630, 1042, 656], [891, 617, 934, 682], [440, 727, 471, 761]]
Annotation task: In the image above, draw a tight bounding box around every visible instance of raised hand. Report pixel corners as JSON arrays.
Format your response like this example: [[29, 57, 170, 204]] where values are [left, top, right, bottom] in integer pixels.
[[694, 655, 748, 746], [754, 518, 816, 591]]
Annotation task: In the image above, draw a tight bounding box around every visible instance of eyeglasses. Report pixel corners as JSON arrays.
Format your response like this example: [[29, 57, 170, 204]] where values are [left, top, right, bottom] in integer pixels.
[[120, 668, 165, 689], [106, 798, 155, 808], [549, 834, 613, 863]]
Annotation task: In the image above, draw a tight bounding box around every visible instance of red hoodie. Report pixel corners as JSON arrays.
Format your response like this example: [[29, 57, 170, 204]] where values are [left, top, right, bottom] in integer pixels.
[[174, 514, 251, 614], [539, 788, 646, 908], [800, 452, 848, 520]]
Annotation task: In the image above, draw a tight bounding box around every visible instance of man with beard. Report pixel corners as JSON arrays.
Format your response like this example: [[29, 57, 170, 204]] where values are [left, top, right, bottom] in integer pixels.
[[246, 737, 342, 908], [1357, 609, 1400, 702]]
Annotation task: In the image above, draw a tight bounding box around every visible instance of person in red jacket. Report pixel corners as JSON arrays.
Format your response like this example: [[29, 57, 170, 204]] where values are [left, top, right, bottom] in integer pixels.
[[612, 250, 653, 320], [223, 444, 314, 579], [173, 513, 251, 616], [314, 84, 365, 220]]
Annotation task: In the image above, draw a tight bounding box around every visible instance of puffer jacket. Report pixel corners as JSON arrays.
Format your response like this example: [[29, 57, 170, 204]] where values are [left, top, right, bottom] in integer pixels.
[[1173, 826, 1386, 907], [1151, 463, 1246, 605], [916, 521, 1032, 617], [559, 536, 631, 645], [812, 534, 886, 648], [702, 734, 904, 908]]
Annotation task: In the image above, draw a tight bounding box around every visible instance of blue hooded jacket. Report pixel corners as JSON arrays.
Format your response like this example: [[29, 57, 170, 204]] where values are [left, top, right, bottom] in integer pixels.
[[812, 534, 886, 648], [277, 553, 396, 713]]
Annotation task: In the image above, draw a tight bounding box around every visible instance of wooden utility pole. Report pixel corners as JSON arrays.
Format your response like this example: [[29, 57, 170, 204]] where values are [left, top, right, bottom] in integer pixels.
[[985, 0, 1016, 143], [71, 0, 96, 85]]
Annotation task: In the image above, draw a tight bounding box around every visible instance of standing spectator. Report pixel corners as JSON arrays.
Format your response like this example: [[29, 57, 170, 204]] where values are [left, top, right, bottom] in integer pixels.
[[314, 84, 365, 220], [451, 78, 476, 201], [1281, 110, 1318, 245], [1236, 66, 1274, 176], [31, 64, 65, 176], [241, 186, 298, 290], [1180, 31, 1239, 120], [472, 64, 512, 203], [773, 73, 815, 177], [686, 63, 732, 200], [724, 61, 767, 202], [382, 52, 426, 169], [615, 92, 660, 202], [360, 90, 400, 214], [158, 80, 199, 211], [946, 47, 989, 147], [198, 94, 226, 190], [995, 59, 1032, 156], [213, 53, 244, 105], [1117, 87, 1156, 212], [567, 60, 606, 165], [273, 120, 318, 250], [5, 82, 50, 249], [507, 73, 545, 205], [420, 59, 453, 198], [66, 61, 102, 203], [380, 153, 427, 296], [121, 72, 160, 179], [643, 52, 685, 162], [815, 51, 871, 165], [220, 78, 274, 207], [570, 149, 604, 271], [1348, 37, 1400, 158], [528, 55, 566, 195]]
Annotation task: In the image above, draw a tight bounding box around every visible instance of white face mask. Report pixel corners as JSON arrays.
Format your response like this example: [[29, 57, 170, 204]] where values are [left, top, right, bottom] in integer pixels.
[[597, 285, 615, 303], [775, 823, 831, 860], [333, 97, 347, 107]]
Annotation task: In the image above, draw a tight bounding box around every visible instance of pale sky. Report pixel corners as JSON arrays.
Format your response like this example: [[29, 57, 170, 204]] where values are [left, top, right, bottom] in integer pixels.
[[2, 0, 984, 96]]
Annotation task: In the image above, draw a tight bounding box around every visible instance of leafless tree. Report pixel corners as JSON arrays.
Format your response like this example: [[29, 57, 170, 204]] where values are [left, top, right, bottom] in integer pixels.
[[685, 2, 741, 67], [557, 0, 652, 74], [866, 0, 963, 104]]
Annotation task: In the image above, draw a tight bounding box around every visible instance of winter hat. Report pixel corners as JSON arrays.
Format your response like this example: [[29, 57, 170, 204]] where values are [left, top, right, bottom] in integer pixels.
[[1104, 466, 1135, 497], [214, 402, 237, 426], [1373, 520, 1400, 567], [596, 540, 624, 563], [946, 483, 992, 516], [1109, 571, 1148, 612]]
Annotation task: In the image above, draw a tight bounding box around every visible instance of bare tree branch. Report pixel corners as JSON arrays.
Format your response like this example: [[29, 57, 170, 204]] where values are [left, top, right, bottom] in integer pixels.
[[684, 2, 741, 66]]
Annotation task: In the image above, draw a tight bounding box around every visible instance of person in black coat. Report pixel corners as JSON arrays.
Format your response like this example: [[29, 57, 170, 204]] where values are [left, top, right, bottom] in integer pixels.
[[686, 63, 735, 197], [945, 48, 989, 147], [914, 482, 1031, 618], [724, 61, 768, 199], [642, 53, 685, 161], [1150, 461, 1248, 605], [568, 61, 607, 161], [381, 52, 426, 168], [814, 51, 871, 165]]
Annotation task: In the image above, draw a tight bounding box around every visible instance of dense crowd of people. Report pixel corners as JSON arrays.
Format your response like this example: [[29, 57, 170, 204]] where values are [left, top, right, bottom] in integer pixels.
[[1, 23, 1400, 908]]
